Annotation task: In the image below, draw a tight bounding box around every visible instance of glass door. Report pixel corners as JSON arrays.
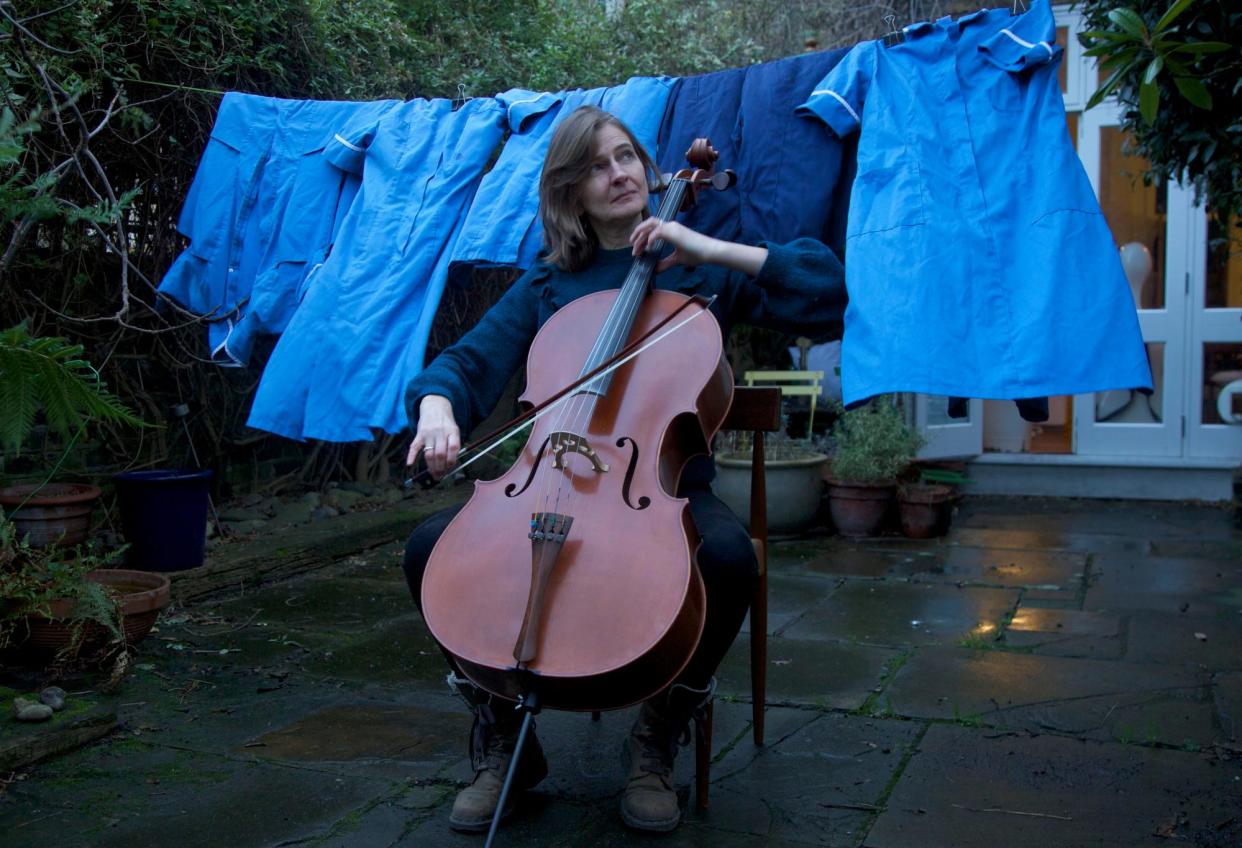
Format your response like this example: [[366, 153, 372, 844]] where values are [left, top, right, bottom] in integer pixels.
[[915, 395, 983, 459], [1187, 207, 1242, 458], [1072, 106, 1186, 457]]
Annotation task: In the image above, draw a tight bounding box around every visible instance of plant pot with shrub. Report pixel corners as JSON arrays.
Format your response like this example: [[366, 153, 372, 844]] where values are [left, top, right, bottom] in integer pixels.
[[713, 431, 829, 535], [0, 324, 146, 548], [0, 516, 170, 667], [825, 397, 924, 538]]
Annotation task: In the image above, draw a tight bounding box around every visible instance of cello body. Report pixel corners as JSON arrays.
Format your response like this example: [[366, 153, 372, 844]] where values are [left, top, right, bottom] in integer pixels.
[[420, 287, 733, 711]]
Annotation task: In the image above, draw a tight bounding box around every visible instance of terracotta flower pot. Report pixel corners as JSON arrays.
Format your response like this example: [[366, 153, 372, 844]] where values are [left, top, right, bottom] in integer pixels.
[[826, 479, 895, 538], [0, 482, 102, 547], [14, 569, 171, 660], [897, 483, 954, 539]]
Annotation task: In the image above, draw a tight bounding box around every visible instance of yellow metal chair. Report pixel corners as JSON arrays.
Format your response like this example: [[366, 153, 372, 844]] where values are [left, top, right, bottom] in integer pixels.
[[742, 369, 824, 434]]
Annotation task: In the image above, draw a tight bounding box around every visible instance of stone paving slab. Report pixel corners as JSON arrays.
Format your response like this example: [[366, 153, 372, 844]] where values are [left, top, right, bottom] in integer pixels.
[[0, 736, 400, 848], [866, 724, 1242, 848], [956, 496, 1238, 541], [742, 572, 841, 634], [1123, 609, 1242, 671], [684, 712, 922, 847], [949, 526, 1149, 555], [1085, 554, 1242, 615], [885, 647, 1215, 747], [1001, 607, 1125, 659], [204, 573, 416, 632], [779, 544, 924, 580], [897, 546, 1088, 590], [717, 634, 900, 711], [1214, 672, 1242, 741], [782, 581, 1020, 648]]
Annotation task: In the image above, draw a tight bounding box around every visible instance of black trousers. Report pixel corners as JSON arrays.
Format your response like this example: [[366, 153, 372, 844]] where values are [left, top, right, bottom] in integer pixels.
[[401, 484, 757, 694]]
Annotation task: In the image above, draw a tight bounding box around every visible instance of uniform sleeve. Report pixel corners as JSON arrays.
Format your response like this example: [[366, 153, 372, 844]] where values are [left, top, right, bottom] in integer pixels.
[[322, 114, 383, 174], [795, 42, 877, 138], [403, 266, 546, 435], [723, 239, 847, 337], [496, 88, 563, 134], [979, 0, 1061, 72]]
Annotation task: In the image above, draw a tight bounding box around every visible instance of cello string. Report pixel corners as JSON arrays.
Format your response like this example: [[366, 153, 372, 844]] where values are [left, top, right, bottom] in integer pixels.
[[540, 176, 688, 522], [535, 175, 682, 516]]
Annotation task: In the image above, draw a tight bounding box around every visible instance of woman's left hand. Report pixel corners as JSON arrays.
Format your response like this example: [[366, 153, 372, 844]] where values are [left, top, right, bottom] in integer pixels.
[[630, 219, 719, 273]]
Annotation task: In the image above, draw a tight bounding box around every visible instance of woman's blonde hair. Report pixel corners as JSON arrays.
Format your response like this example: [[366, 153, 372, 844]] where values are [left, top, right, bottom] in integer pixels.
[[539, 106, 658, 272]]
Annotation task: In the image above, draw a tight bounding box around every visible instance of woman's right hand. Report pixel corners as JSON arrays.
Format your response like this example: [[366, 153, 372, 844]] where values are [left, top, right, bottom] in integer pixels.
[[406, 395, 461, 480]]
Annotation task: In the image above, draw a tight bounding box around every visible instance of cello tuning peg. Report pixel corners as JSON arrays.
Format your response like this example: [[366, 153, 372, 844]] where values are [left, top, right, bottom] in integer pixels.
[[710, 170, 737, 191]]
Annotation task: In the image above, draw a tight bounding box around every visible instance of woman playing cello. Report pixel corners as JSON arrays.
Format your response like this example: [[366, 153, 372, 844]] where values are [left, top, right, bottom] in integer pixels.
[[402, 104, 845, 834]]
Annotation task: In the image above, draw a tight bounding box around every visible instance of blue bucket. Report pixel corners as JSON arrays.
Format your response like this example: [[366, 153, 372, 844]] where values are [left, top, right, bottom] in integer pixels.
[[112, 469, 213, 572]]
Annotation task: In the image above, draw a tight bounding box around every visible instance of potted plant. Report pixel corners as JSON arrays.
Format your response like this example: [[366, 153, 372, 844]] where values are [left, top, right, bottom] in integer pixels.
[[0, 515, 170, 666], [0, 324, 146, 547], [713, 427, 829, 536], [825, 397, 924, 538], [897, 464, 967, 539]]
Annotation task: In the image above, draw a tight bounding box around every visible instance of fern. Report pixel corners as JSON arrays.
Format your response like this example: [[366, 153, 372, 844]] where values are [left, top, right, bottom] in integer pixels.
[[0, 323, 147, 455]]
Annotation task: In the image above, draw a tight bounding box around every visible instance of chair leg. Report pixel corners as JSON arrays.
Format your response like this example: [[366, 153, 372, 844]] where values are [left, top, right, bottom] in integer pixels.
[[750, 567, 768, 746], [590, 710, 601, 722], [694, 699, 713, 810]]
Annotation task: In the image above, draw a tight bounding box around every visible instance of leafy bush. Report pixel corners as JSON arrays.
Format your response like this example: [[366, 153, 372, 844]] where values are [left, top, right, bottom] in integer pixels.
[[1077, 0, 1241, 221], [828, 397, 924, 484]]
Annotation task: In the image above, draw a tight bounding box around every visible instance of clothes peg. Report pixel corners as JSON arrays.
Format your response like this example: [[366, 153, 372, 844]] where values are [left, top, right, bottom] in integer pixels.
[[881, 13, 904, 47]]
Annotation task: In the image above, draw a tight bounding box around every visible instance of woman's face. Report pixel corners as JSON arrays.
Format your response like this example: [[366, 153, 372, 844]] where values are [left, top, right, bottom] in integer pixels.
[[577, 123, 648, 235]]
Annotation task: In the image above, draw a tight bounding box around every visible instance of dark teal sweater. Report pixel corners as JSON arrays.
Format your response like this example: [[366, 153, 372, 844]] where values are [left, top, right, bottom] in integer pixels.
[[404, 239, 846, 477]]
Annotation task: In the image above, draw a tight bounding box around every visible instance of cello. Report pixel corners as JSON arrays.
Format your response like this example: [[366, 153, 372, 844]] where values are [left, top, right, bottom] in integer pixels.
[[420, 141, 736, 718]]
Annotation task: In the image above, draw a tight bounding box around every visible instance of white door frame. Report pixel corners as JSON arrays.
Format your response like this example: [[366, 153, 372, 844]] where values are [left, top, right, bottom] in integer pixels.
[[1071, 105, 1187, 457]]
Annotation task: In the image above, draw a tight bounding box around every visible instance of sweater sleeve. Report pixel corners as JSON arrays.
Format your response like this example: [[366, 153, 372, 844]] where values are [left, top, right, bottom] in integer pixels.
[[722, 238, 847, 337], [403, 266, 545, 435]]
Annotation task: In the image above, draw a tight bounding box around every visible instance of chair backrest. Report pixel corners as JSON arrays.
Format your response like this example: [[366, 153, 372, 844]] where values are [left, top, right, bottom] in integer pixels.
[[720, 386, 782, 541], [743, 369, 824, 434]]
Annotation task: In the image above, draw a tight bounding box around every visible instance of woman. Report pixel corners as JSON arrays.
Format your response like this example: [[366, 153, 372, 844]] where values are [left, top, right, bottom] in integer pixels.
[[402, 105, 845, 834]]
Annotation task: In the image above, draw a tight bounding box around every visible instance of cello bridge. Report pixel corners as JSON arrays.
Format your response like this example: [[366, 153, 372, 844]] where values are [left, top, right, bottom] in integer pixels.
[[548, 431, 609, 473]]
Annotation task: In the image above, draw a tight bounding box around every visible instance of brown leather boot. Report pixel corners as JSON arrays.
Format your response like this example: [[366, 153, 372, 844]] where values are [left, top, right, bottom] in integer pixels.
[[448, 677, 547, 833], [619, 679, 713, 832]]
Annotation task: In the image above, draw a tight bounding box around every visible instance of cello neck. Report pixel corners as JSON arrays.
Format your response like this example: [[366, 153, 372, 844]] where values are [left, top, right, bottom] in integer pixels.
[[578, 177, 690, 397]]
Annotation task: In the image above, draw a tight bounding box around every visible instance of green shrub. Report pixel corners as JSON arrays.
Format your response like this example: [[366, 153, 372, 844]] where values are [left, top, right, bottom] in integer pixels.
[[828, 397, 924, 484]]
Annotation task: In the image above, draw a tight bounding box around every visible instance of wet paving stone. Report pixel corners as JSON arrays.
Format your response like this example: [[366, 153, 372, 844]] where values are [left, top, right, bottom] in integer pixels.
[[867, 724, 1242, 848], [956, 496, 1240, 542], [782, 581, 1020, 648], [949, 525, 1149, 555], [894, 546, 1088, 590], [205, 574, 417, 632], [786, 544, 922, 580], [1001, 607, 1125, 659], [250, 701, 469, 765], [0, 740, 397, 848], [297, 616, 449, 684], [1214, 672, 1242, 741], [1085, 554, 1242, 616], [717, 635, 900, 710], [885, 647, 1215, 747], [1123, 610, 1242, 671], [742, 572, 842, 634], [684, 712, 922, 847]]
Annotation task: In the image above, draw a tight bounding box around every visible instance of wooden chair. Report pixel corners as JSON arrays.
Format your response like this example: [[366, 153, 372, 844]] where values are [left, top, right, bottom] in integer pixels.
[[693, 384, 782, 810], [590, 386, 782, 810], [743, 369, 824, 435]]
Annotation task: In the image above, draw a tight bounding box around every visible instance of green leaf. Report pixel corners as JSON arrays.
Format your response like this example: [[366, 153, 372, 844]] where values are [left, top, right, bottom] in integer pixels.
[[1087, 64, 1131, 110], [1079, 29, 1135, 44], [1174, 75, 1213, 109], [1144, 57, 1164, 84], [1155, 0, 1198, 34], [1169, 41, 1232, 54], [1140, 77, 1160, 124], [1107, 8, 1148, 40]]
